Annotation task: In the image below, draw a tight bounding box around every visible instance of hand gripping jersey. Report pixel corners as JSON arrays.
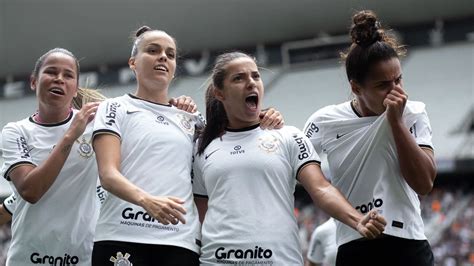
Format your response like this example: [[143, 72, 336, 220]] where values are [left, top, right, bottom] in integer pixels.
[[1, 111, 98, 266], [304, 100, 433, 245], [92, 94, 203, 253], [193, 125, 320, 265], [307, 218, 337, 266]]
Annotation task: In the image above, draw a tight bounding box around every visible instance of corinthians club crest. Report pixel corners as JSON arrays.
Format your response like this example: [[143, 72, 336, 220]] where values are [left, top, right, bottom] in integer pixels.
[[258, 135, 279, 153], [110, 252, 133, 266], [176, 113, 194, 134], [75, 136, 93, 158]]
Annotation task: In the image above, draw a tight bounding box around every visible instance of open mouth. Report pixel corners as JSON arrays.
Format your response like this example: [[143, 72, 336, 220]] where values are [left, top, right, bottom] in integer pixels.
[[49, 87, 65, 95], [245, 94, 259, 110], [153, 65, 168, 72]]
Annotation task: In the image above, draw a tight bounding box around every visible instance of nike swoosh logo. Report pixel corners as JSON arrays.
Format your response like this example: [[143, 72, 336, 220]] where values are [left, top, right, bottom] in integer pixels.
[[126, 110, 140, 114], [205, 149, 219, 160], [336, 133, 347, 139]]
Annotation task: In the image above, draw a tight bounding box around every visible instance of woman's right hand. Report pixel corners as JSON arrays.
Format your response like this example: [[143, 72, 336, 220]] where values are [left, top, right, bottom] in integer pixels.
[[67, 102, 100, 140], [141, 195, 187, 225]]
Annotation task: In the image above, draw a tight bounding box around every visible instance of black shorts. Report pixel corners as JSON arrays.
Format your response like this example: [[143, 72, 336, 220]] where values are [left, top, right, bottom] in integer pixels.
[[336, 235, 434, 266], [92, 240, 199, 266]]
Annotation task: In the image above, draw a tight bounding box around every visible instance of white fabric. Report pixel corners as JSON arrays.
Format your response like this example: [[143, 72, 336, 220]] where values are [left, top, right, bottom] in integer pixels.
[[193, 125, 320, 265], [92, 94, 202, 253], [304, 100, 433, 245], [1, 111, 98, 266], [307, 218, 337, 266]]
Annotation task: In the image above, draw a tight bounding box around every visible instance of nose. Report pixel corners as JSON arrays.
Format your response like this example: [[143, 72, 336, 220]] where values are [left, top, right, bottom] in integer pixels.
[[247, 77, 257, 90], [158, 50, 167, 62], [54, 73, 65, 84]]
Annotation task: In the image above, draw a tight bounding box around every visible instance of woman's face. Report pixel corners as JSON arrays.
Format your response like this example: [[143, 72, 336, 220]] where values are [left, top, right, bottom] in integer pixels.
[[129, 31, 177, 90], [215, 57, 264, 129], [30, 52, 78, 109], [354, 57, 403, 116]]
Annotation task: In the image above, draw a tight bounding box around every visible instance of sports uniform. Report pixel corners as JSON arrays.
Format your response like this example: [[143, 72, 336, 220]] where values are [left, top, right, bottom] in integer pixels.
[[92, 94, 202, 264], [193, 124, 320, 265], [307, 218, 337, 266], [1, 110, 98, 266], [304, 100, 434, 265]]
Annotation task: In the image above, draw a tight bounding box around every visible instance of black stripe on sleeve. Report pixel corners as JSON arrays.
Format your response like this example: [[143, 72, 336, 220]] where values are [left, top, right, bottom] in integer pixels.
[[4, 161, 35, 181], [193, 193, 209, 199], [92, 129, 121, 141], [296, 160, 321, 180], [419, 144, 434, 152], [3, 201, 13, 216]]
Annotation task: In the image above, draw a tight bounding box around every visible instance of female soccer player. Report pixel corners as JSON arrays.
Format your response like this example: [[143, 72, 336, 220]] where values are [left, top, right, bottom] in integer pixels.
[[92, 26, 282, 265], [193, 51, 386, 265], [304, 10, 436, 266], [1, 48, 100, 265]]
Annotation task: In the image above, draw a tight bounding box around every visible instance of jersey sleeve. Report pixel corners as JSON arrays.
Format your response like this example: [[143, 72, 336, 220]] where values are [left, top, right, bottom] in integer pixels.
[[285, 126, 321, 179], [192, 150, 208, 198], [307, 228, 324, 264], [1, 123, 36, 180], [409, 108, 434, 151], [3, 193, 17, 215], [303, 111, 324, 155], [92, 99, 124, 140]]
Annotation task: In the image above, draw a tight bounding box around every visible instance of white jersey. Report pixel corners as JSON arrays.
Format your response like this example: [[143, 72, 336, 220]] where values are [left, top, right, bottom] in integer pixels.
[[92, 94, 202, 253], [307, 218, 337, 266], [1, 111, 98, 266], [304, 100, 433, 245], [193, 125, 321, 265]]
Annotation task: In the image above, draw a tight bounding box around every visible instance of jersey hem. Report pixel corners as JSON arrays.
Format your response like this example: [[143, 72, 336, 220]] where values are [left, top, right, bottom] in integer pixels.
[[193, 193, 208, 198], [92, 129, 121, 141], [296, 160, 321, 180], [4, 161, 35, 181]]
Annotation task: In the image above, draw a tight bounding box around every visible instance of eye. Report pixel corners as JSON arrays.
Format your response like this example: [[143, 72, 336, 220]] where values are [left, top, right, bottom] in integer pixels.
[[167, 52, 175, 59], [233, 75, 242, 82], [252, 72, 261, 80], [147, 48, 157, 54], [395, 76, 402, 84]]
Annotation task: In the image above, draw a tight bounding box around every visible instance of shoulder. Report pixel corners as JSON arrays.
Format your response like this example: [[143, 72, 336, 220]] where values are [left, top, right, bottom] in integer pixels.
[[307, 101, 352, 123]]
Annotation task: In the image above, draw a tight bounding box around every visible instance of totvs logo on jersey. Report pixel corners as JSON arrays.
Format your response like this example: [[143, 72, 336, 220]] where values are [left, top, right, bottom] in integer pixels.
[[30, 252, 79, 265], [214, 246, 274, 265]]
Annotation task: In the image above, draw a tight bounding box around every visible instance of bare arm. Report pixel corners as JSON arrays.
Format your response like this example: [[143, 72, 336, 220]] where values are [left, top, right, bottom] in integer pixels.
[[93, 134, 187, 225], [385, 87, 436, 195], [10, 103, 98, 203], [298, 163, 386, 239], [0, 205, 12, 225]]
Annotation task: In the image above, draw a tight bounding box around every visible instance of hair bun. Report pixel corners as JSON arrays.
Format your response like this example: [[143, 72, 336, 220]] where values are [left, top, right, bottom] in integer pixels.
[[350, 10, 383, 47], [135, 26, 152, 37]]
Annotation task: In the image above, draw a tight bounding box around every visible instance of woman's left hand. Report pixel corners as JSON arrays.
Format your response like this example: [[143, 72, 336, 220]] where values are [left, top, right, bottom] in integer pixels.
[[383, 87, 407, 125], [170, 95, 197, 113], [259, 108, 284, 129], [356, 209, 387, 239]]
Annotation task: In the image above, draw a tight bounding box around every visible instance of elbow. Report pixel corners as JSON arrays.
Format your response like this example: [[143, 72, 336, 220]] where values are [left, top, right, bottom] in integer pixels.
[[18, 189, 42, 204], [415, 177, 435, 196], [98, 168, 116, 192]]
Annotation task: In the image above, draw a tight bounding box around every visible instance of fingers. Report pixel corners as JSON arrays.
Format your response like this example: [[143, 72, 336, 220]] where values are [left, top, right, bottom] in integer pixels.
[[146, 196, 187, 225], [259, 108, 284, 129], [358, 210, 386, 239], [171, 95, 197, 113]]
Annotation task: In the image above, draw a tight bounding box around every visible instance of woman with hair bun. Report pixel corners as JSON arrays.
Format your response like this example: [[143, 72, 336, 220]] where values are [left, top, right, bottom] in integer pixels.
[[304, 10, 436, 266]]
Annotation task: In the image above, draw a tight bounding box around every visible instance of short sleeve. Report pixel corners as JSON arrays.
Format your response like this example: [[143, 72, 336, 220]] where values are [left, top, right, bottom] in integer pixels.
[[409, 109, 434, 151], [303, 112, 324, 155], [192, 150, 208, 198], [1, 123, 36, 180], [92, 99, 125, 140], [3, 193, 17, 215], [285, 126, 321, 179], [307, 228, 324, 263]]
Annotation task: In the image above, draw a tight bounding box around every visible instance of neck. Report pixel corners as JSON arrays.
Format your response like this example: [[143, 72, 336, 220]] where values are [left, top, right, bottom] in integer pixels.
[[352, 98, 377, 117], [35, 105, 72, 124], [135, 83, 169, 105]]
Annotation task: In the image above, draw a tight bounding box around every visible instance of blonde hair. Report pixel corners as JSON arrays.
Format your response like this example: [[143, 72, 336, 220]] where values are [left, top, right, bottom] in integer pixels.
[[72, 87, 106, 109]]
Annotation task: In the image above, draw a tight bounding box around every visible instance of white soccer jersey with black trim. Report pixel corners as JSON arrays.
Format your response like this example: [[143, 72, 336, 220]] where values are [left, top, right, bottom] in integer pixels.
[[307, 218, 337, 266], [304, 100, 433, 245], [193, 125, 320, 265], [92, 94, 201, 253], [1, 111, 98, 266]]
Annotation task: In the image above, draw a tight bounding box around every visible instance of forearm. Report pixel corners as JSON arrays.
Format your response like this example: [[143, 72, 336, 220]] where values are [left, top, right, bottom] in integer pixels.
[[390, 121, 436, 195], [12, 133, 75, 203], [99, 168, 150, 208]]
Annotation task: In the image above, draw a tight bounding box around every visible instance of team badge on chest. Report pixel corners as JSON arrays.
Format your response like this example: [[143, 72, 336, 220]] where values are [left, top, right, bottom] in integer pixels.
[[176, 113, 194, 134], [258, 135, 279, 153], [75, 136, 93, 158]]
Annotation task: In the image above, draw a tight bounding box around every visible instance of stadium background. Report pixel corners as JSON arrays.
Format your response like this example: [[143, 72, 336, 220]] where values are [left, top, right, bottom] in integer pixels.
[[0, 0, 473, 265]]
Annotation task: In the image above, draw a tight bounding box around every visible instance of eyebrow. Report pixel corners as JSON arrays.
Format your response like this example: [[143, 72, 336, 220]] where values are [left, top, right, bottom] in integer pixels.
[[145, 43, 176, 51]]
